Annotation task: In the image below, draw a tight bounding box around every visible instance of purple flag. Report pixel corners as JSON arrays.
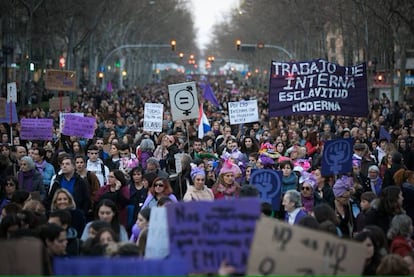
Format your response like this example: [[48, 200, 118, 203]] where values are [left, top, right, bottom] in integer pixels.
[[0, 101, 18, 123], [202, 83, 220, 107], [380, 126, 391, 142], [269, 59, 368, 117]]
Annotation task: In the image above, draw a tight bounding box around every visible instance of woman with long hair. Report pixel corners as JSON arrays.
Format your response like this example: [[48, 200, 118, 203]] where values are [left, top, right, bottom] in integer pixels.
[[81, 199, 128, 242], [365, 186, 405, 235], [141, 177, 178, 209], [94, 169, 130, 227], [104, 143, 121, 171], [354, 231, 383, 275]]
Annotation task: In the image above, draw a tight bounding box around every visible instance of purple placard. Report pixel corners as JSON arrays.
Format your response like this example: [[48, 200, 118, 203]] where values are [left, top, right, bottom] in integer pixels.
[[20, 118, 53, 140], [269, 59, 368, 117], [62, 114, 96, 139], [166, 198, 261, 274]]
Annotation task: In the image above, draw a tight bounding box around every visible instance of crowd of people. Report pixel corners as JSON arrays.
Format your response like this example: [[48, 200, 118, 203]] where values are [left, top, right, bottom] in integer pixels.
[[1, 74, 414, 275]]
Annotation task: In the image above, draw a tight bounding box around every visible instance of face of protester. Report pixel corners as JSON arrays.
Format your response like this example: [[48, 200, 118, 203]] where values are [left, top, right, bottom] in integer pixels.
[[336, 190, 351, 205], [16, 146, 27, 160], [244, 138, 253, 148], [55, 192, 71, 210], [61, 158, 75, 175], [98, 205, 115, 223], [46, 231, 67, 256], [132, 170, 143, 183], [119, 149, 131, 159], [313, 169, 324, 186], [360, 199, 371, 212], [99, 231, 115, 245], [5, 179, 17, 195], [282, 194, 295, 212], [281, 164, 292, 177], [88, 149, 100, 162], [32, 149, 43, 163], [222, 172, 234, 185], [110, 144, 119, 157], [73, 142, 81, 153], [362, 237, 374, 260], [136, 213, 149, 230], [19, 160, 31, 172], [28, 148, 35, 159], [95, 139, 104, 150], [193, 141, 202, 152], [301, 182, 313, 197], [153, 180, 166, 195], [193, 174, 205, 190], [75, 158, 86, 172]]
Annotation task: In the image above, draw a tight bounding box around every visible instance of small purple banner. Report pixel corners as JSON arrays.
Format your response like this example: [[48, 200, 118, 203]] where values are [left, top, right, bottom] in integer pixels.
[[166, 198, 261, 274], [20, 118, 53, 140], [269, 59, 368, 117], [321, 138, 354, 176], [62, 114, 96, 139]]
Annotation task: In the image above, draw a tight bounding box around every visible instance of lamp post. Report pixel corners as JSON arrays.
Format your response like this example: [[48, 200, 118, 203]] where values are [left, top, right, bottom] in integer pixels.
[[100, 42, 176, 91], [235, 40, 294, 60]]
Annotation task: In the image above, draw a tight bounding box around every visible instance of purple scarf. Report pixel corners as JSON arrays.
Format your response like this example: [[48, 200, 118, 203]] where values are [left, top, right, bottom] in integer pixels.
[[18, 169, 35, 192], [35, 160, 47, 175], [301, 194, 314, 214]]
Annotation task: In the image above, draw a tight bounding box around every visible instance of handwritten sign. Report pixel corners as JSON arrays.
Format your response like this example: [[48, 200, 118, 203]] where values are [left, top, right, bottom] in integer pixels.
[[250, 169, 282, 211], [168, 81, 199, 121], [247, 216, 366, 276], [45, 69, 77, 91], [321, 138, 353, 176], [228, 100, 258, 125], [146, 207, 170, 258], [54, 256, 188, 276], [166, 198, 261, 274], [20, 118, 54, 140], [49, 96, 71, 111], [62, 114, 96, 139], [269, 59, 368, 117], [143, 103, 163, 132], [0, 238, 42, 275], [59, 112, 83, 132]]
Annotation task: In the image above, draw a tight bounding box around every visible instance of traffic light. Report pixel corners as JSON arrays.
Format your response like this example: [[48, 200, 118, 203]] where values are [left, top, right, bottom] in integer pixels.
[[236, 40, 241, 51], [170, 40, 176, 51], [29, 62, 35, 71], [115, 60, 121, 68], [59, 56, 65, 69]]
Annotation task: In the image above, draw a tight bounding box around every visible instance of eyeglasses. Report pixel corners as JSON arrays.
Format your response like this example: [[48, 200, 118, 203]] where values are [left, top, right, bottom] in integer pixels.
[[154, 183, 164, 187], [301, 186, 311, 191], [88, 152, 99, 155], [6, 182, 15, 187]]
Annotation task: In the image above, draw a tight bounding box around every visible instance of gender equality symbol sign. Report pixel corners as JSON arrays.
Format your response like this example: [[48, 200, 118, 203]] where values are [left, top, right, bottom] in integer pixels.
[[168, 81, 199, 121], [321, 138, 353, 176], [250, 169, 282, 211]]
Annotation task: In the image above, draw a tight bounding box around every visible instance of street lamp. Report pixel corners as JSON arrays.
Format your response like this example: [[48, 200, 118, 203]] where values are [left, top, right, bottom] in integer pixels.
[[170, 40, 176, 51]]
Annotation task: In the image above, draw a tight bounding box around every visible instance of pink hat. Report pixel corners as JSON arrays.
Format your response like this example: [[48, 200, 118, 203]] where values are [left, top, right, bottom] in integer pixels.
[[219, 159, 241, 176]]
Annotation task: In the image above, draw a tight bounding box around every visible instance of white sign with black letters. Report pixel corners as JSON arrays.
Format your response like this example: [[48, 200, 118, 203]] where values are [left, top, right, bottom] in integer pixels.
[[143, 103, 163, 132], [168, 81, 199, 121]]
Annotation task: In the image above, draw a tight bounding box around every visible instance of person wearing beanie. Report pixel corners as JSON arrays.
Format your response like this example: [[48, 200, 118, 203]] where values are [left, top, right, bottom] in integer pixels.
[[333, 175, 356, 238], [17, 156, 45, 199], [212, 159, 241, 199], [183, 166, 214, 202]]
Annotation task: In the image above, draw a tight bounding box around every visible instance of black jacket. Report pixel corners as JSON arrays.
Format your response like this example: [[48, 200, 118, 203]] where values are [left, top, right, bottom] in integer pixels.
[[46, 173, 90, 213]]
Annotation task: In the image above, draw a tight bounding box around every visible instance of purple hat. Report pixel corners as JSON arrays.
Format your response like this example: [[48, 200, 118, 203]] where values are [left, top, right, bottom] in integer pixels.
[[299, 171, 317, 190], [190, 166, 205, 180], [258, 154, 275, 167], [333, 176, 354, 197], [219, 159, 241, 176]]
